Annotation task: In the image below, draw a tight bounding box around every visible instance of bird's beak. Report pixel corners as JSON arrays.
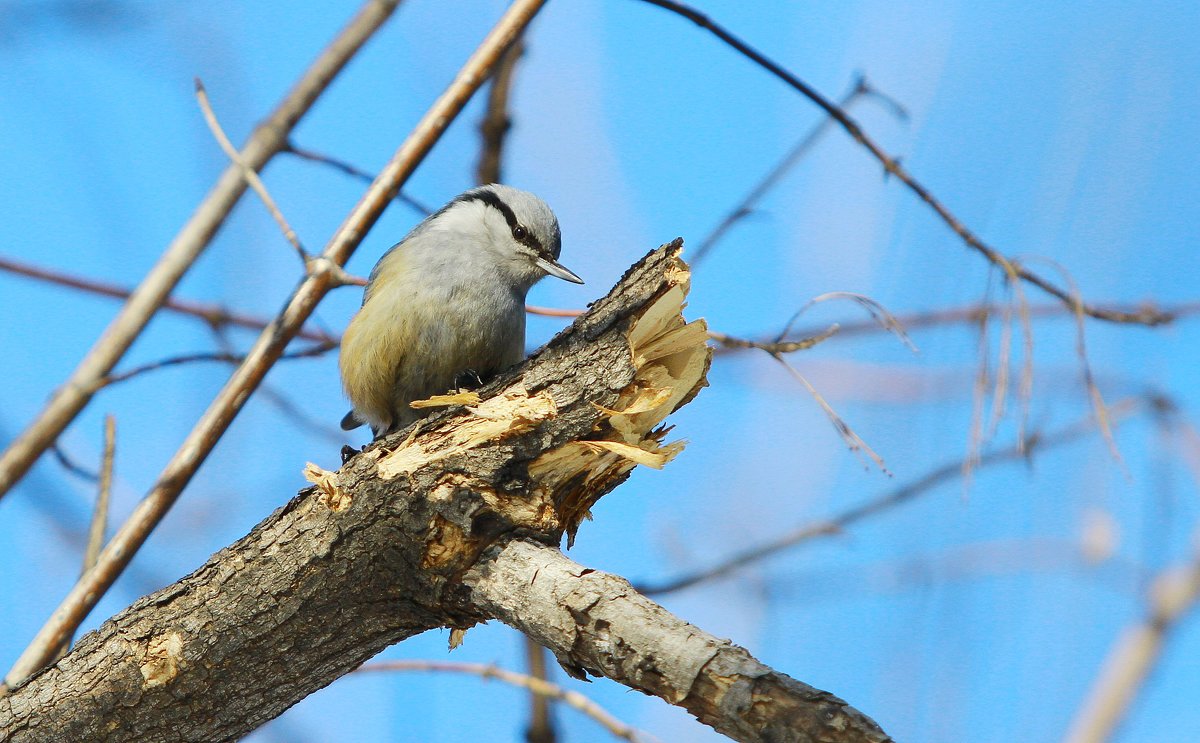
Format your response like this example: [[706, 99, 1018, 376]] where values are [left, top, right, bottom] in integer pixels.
[[536, 256, 584, 284]]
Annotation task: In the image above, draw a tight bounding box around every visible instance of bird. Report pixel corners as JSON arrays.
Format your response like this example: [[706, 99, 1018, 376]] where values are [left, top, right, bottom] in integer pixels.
[[338, 184, 583, 439]]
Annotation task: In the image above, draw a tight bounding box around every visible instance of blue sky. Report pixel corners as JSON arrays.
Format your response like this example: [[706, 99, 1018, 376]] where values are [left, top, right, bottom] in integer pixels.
[[2, 1, 1199, 741]]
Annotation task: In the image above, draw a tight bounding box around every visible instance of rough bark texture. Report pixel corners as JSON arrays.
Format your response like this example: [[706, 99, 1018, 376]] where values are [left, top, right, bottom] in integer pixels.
[[467, 540, 891, 743], [0, 242, 890, 743]]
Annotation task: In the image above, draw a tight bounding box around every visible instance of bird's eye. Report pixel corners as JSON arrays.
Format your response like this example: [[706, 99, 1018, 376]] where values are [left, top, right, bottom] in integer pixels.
[[512, 225, 527, 241]]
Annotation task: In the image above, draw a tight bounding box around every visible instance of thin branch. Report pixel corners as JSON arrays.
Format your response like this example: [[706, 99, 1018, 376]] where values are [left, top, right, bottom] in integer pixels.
[[637, 398, 1146, 596], [357, 660, 645, 742], [196, 79, 308, 262], [0, 255, 338, 343], [204, 323, 348, 446], [708, 325, 838, 355], [53, 415, 116, 662], [0, 0, 404, 502], [690, 74, 907, 267], [1064, 556, 1200, 743], [776, 292, 916, 352], [1047, 258, 1125, 467], [284, 142, 433, 216], [964, 274, 1001, 485], [772, 352, 890, 475], [86, 415, 116, 575], [633, 0, 1177, 327], [49, 442, 98, 482], [477, 37, 525, 185], [3, 0, 550, 689], [710, 299, 1200, 356], [100, 341, 337, 388], [769, 538, 1145, 605], [523, 638, 557, 743]]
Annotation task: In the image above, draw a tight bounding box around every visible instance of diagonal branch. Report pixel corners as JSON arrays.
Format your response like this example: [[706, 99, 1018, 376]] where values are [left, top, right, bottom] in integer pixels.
[[2, 0, 550, 689], [1065, 555, 1200, 743], [195, 79, 309, 262], [638, 397, 1146, 596], [634, 0, 1176, 328], [690, 74, 907, 268], [0, 245, 887, 743], [0, 0, 404, 502], [0, 255, 339, 343]]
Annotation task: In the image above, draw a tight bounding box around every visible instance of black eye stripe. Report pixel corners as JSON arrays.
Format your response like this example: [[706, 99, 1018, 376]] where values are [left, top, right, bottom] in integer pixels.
[[458, 190, 548, 256]]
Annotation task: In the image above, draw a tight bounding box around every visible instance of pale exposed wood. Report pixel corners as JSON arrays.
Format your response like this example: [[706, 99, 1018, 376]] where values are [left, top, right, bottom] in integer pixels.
[[0, 244, 889, 743]]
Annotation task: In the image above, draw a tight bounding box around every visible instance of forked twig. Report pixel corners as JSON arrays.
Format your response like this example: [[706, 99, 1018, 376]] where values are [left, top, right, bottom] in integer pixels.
[[773, 352, 890, 475], [195, 79, 308, 262]]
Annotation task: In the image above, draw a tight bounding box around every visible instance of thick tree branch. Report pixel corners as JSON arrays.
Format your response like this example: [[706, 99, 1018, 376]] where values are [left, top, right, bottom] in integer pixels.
[[0, 245, 887, 743], [467, 539, 890, 743]]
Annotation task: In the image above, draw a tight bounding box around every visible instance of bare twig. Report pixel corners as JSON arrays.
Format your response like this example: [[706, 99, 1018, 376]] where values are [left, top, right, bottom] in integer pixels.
[[690, 74, 907, 267], [776, 292, 916, 353], [765, 293, 913, 474], [53, 415, 116, 662], [1047, 259, 1125, 466], [524, 638, 557, 743], [100, 340, 337, 388], [477, 37, 525, 186], [709, 325, 838, 355], [1065, 556, 1200, 743], [0, 0, 403, 502], [3, 0, 550, 689], [195, 79, 308, 262], [769, 538, 1144, 605], [710, 300, 1200, 356], [0, 255, 339, 343], [356, 660, 647, 742], [284, 143, 433, 216], [964, 276, 1000, 485], [49, 442, 98, 482], [772, 352, 890, 475], [633, 0, 1177, 327], [86, 415, 116, 575], [637, 398, 1145, 596]]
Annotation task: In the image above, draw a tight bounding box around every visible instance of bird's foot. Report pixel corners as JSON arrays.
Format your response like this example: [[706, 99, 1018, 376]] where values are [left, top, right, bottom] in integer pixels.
[[453, 368, 485, 391]]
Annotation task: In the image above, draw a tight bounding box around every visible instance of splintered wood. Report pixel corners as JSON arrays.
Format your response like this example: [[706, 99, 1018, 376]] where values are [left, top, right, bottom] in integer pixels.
[[377, 388, 558, 478], [309, 245, 711, 556], [532, 254, 710, 545]]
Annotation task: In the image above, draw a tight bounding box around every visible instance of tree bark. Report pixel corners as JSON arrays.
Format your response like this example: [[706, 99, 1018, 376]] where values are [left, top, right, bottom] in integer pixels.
[[467, 539, 892, 743], [0, 243, 890, 743]]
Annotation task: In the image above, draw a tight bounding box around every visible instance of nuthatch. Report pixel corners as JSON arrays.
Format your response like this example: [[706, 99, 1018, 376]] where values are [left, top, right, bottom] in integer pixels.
[[339, 184, 583, 438]]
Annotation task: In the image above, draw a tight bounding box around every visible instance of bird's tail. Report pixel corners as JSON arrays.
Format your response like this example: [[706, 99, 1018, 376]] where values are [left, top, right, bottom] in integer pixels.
[[340, 410, 363, 431]]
